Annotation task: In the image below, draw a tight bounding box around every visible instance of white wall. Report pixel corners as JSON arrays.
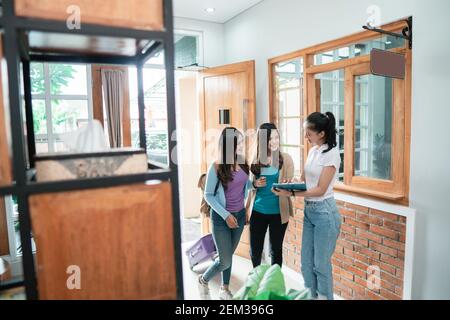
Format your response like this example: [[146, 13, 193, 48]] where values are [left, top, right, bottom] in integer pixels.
[[223, 0, 450, 299], [174, 17, 226, 67]]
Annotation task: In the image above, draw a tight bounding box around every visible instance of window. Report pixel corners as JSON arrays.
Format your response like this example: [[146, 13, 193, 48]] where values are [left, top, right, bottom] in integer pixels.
[[30, 63, 93, 153], [269, 19, 411, 203], [174, 29, 203, 69], [128, 51, 169, 167], [272, 58, 304, 175]]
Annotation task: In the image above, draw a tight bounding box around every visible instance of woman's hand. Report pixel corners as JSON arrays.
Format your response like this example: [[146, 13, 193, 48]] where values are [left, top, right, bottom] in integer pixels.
[[271, 187, 292, 197], [225, 214, 239, 229], [254, 177, 267, 188]]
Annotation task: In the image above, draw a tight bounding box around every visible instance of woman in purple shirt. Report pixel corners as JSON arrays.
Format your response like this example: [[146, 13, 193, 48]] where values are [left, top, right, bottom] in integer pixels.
[[198, 127, 253, 300]]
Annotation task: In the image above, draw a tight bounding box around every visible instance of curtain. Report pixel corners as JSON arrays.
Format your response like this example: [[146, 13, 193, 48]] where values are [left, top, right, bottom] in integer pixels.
[[101, 69, 125, 148]]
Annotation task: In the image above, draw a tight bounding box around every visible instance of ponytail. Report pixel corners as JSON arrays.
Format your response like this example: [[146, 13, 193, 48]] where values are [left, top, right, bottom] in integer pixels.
[[305, 111, 338, 153], [323, 112, 337, 153]]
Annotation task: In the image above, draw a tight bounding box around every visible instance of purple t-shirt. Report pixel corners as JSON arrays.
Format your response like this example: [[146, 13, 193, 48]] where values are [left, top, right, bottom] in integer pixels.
[[224, 169, 248, 213]]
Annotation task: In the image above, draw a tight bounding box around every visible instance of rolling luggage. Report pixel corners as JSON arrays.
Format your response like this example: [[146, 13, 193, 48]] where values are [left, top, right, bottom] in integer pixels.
[[185, 234, 217, 270]]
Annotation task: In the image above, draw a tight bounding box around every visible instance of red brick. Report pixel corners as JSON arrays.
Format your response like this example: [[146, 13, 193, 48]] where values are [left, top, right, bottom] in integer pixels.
[[380, 288, 402, 300], [395, 286, 403, 296], [380, 254, 405, 269], [382, 238, 405, 250], [354, 275, 368, 288], [334, 279, 352, 295], [344, 263, 367, 279], [370, 225, 399, 240], [399, 233, 406, 243], [340, 290, 354, 300], [334, 252, 355, 266], [341, 224, 356, 235], [344, 233, 369, 247], [399, 216, 407, 224], [335, 244, 344, 254], [345, 202, 369, 213], [343, 247, 370, 264], [383, 220, 406, 233], [366, 289, 385, 300], [337, 239, 354, 251], [336, 199, 345, 206], [356, 246, 381, 260], [380, 271, 403, 287], [356, 229, 383, 243], [384, 220, 406, 233], [340, 277, 366, 296], [380, 279, 396, 292], [370, 242, 398, 258], [340, 208, 356, 218], [369, 208, 399, 221], [332, 257, 343, 267], [356, 212, 383, 226], [379, 262, 396, 275], [396, 268, 404, 279], [398, 250, 405, 260], [345, 218, 370, 231], [353, 260, 369, 273]]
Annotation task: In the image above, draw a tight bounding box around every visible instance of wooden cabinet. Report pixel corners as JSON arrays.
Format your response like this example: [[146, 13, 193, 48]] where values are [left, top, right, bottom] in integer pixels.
[[0, 40, 12, 186], [29, 181, 177, 299], [15, 0, 164, 30]]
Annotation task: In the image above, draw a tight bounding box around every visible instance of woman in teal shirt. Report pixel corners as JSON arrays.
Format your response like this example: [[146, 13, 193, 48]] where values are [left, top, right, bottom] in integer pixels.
[[248, 123, 294, 267]]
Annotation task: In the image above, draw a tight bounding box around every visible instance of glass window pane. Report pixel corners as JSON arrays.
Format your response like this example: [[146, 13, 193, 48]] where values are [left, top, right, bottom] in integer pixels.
[[280, 146, 303, 175], [279, 117, 302, 146], [30, 63, 45, 95], [316, 70, 345, 182], [51, 99, 89, 134], [49, 64, 87, 95], [354, 74, 392, 180], [314, 35, 406, 65], [32, 99, 47, 134], [278, 88, 301, 117], [274, 58, 303, 118], [174, 35, 198, 68]]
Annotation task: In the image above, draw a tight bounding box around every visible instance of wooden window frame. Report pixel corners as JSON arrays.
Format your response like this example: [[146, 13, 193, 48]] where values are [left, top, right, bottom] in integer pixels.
[[269, 19, 412, 205]]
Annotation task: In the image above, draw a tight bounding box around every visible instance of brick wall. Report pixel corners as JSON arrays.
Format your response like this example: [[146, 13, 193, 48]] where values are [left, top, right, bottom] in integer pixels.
[[283, 197, 407, 300]]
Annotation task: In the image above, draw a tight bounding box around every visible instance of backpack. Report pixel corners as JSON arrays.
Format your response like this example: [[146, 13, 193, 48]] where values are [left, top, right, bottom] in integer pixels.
[[197, 166, 220, 217]]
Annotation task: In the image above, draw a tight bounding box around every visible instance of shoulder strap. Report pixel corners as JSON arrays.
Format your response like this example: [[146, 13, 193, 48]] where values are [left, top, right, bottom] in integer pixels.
[[213, 163, 221, 196]]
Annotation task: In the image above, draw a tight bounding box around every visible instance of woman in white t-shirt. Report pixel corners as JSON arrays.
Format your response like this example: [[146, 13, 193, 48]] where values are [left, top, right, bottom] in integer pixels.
[[272, 111, 341, 300]]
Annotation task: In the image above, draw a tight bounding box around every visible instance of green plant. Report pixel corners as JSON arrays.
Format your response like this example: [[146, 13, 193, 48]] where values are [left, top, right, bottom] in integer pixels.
[[31, 63, 76, 134]]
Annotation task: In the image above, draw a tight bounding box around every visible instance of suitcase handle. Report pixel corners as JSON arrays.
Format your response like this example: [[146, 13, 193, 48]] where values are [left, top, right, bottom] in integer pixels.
[[189, 245, 201, 257]]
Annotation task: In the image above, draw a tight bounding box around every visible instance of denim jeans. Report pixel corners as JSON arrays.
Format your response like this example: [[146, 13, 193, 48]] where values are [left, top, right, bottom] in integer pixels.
[[202, 208, 246, 285], [301, 197, 341, 300]]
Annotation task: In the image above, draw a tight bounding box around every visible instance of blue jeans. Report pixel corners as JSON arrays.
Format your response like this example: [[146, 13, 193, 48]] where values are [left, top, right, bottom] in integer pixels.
[[202, 208, 246, 285], [301, 197, 341, 300]]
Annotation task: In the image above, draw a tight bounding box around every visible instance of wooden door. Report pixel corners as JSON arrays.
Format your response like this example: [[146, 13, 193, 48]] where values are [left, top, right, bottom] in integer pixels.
[[199, 61, 256, 259]]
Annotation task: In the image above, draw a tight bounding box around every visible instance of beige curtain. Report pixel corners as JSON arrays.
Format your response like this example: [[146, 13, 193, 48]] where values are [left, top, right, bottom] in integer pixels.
[[101, 69, 125, 148]]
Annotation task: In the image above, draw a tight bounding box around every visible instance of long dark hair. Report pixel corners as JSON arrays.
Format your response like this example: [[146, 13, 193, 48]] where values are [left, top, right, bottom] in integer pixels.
[[217, 127, 249, 189], [251, 123, 284, 176], [305, 111, 337, 153]]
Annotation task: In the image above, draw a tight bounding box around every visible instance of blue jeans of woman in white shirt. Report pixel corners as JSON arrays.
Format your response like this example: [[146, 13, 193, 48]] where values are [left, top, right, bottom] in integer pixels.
[[301, 197, 341, 300]]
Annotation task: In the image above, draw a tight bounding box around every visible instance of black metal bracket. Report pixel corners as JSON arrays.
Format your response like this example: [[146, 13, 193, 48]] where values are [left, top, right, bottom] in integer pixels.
[[363, 16, 412, 49]]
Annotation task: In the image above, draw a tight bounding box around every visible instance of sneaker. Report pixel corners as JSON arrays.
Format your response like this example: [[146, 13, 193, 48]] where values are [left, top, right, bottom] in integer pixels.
[[219, 288, 233, 300], [197, 275, 210, 300]]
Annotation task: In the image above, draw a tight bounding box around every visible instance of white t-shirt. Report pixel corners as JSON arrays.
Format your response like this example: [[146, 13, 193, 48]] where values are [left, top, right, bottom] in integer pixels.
[[304, 144, 341, 201]]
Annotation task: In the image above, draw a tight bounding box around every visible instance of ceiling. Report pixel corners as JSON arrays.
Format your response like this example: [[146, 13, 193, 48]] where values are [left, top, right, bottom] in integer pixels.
[[173, 0, 264, 23]]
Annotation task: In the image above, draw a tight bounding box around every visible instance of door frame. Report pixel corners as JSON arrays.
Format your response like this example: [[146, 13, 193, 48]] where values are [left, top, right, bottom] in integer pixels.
[[198, 60, 256, 173]]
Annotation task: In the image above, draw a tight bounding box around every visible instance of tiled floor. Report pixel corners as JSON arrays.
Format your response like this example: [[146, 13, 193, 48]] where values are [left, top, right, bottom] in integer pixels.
[[181, 241, 309, 300]]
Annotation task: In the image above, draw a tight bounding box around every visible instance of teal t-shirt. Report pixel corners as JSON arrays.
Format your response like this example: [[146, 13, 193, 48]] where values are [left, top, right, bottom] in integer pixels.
[[253, 166, 280, 214]]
